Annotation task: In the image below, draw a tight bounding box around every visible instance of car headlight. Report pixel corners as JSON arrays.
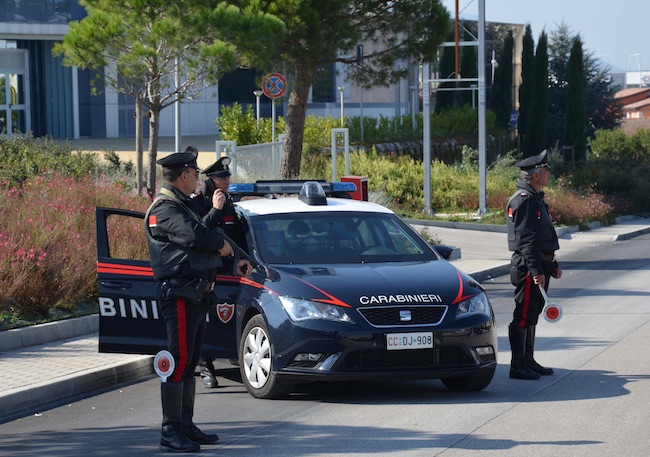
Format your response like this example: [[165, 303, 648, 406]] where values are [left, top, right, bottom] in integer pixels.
[[279, 296, 353, 323], [456, 292, 491, 317]]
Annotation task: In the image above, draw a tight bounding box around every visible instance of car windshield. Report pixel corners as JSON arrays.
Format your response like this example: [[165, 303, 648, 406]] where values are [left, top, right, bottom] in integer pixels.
[[250, 212, 437, 264]]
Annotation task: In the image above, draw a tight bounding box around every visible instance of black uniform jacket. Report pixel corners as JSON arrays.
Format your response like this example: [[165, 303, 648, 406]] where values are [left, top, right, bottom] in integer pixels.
[[192, 179, 248, 250], [145, 183, 226, 282], [506, 180, 559, 277]]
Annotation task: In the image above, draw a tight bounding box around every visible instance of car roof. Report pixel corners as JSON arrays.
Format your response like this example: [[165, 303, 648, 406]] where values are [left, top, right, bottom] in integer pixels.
[[237, 196, 395, 216]]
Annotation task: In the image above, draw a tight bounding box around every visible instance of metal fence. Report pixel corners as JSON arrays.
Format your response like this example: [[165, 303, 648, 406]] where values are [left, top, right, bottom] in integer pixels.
[[215, 138, 284, 181]]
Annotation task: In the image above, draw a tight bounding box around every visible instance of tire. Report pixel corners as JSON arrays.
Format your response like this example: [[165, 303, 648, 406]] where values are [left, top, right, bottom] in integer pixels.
[[441, 366, 496, 392], [239, 315, 290, 399]]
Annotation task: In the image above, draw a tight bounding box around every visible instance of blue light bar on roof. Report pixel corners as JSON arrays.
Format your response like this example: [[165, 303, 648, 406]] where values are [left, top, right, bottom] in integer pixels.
[[332, 182, 357, 192], [229, 183, 255, 193], [228, 180, 357, 197]]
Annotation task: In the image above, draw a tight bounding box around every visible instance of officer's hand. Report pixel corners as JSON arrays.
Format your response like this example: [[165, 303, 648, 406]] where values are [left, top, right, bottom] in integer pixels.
[[552, 267, 562, 279], [212, 189, 226, 210], [218, 240, 234, 257], [237, 259, 253, 277], [533, 274, 546, 287]]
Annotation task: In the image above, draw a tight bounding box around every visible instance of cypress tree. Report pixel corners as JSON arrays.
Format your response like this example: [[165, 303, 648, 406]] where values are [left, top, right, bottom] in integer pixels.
[[527, 30, 549, 155], [435, 30, 456, 114], [517, 25, 535, 156], [489, 31, 514, 129], [459, 28, 477, 107], [563, 36, 586, 162]]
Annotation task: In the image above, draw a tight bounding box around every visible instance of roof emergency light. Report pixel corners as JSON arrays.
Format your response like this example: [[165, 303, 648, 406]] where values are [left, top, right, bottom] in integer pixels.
[[299, 181, 328, 205]]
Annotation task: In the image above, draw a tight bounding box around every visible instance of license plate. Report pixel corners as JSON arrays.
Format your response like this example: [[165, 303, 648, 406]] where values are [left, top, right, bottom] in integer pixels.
[[386, 332, 433, 350]]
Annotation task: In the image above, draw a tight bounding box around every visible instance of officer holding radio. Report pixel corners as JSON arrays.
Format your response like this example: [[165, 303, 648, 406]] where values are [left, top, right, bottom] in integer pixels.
[[506, 149, 562, 381], [191, 156, 249, 389], [145, 149, 252, 453]]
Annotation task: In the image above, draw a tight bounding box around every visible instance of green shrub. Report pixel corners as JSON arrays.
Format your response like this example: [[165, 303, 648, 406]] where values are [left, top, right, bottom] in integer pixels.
[[431, 105, 497, 137], [0, 135, 99, 187], [215, 107, 496, 150], [216, 103, 262, 145], [590, 128, 650, 161]]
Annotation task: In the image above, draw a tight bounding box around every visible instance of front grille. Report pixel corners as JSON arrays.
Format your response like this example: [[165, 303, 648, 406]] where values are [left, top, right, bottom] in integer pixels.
[[358, 305, 447, 327], [338, 346, 472, 371]]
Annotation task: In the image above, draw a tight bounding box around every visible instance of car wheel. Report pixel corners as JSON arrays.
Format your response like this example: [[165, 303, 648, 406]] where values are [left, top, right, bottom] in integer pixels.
[[239, 315, 290, 399], [441, 366, 496, 392]]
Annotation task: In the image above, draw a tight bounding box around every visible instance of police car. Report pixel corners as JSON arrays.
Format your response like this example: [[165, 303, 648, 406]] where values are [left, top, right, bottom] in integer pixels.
[[96, 181, 497, 399]]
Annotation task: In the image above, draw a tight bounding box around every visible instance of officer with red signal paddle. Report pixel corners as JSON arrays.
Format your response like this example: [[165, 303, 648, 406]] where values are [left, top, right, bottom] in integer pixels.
[[506, 149, 562, 381]]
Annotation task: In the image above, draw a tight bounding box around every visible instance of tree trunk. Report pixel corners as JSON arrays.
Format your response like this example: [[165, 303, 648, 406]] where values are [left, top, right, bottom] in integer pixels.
[[135, 97, 144, 196], [146, 106, 160, 201], [281, 65, 313, 179]]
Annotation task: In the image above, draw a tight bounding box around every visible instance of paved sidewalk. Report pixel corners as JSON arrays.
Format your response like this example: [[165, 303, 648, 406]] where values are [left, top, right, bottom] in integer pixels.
[[1, 216, 650, 421]]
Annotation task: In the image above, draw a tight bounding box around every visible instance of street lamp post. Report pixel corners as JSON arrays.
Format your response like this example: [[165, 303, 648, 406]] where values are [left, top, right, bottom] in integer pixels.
[[253, 89, 263, 131], [338, 86, 345, 127]]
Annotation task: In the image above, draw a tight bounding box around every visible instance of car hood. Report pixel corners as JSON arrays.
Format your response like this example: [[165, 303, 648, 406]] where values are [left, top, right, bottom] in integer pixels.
[[263, 261, 483, 308]]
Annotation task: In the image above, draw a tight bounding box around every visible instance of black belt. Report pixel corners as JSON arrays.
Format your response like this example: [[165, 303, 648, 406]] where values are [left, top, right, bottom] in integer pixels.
[[540, 252, 554, 262], [162, 278, 214, 301], [514, 251, 554, 262]]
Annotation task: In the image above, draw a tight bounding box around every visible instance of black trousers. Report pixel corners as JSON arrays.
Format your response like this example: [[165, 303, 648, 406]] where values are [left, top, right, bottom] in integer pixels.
[[160, 293, 210, 384], [510, 254, 554, 328]]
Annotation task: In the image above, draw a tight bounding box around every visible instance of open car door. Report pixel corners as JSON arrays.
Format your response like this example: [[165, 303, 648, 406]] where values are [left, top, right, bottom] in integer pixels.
[[96, 207, 239, 359]]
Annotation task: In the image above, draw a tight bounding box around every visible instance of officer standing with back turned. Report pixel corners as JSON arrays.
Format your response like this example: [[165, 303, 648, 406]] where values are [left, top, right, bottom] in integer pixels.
[[506, 149, 562, 380], [145, 149, 252, 452]]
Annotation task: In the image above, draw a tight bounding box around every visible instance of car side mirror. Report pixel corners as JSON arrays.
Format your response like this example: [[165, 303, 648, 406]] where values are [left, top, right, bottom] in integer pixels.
[[432, 244, 460, 261]]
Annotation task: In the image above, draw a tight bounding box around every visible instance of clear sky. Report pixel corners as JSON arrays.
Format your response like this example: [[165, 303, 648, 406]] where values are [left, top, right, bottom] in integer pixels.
[[440, 0, 648, 72]]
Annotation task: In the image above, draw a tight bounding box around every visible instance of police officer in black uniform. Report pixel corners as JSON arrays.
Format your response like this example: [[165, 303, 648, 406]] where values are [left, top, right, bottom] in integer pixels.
[[191, 156, 249, 388], [506, 149, 562, 380], [145, 149, 252, 452]]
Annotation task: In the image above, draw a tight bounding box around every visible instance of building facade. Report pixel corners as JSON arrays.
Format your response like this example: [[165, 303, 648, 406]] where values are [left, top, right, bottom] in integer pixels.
[[1, 1, 413, 141]]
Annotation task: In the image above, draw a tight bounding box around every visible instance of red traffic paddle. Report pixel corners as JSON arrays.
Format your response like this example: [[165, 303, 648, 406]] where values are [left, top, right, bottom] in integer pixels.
[[154, 350, 175, 382], [539, 284, 563, 323]]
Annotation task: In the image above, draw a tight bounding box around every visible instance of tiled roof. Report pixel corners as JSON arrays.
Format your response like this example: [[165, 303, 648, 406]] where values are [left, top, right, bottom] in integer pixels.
[[622, 99, 650, 110], [614, 88, 650, 99], [619, 118, 650, 135]]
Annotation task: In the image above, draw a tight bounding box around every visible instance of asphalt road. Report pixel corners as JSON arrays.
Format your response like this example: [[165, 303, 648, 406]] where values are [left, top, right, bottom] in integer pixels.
[[1, 235, 650, 456]]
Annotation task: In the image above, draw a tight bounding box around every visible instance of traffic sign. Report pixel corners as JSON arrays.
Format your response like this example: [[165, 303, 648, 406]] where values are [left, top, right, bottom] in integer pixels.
[[262, 73, 286, 99]]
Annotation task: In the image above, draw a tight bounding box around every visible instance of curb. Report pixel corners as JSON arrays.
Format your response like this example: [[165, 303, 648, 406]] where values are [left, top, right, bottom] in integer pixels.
[[405, 217, 582, 238], [0, 356, 154, 419], [0, 314, 98, 353], [613, 226, 650, 241], [467, 264, 511, 284]]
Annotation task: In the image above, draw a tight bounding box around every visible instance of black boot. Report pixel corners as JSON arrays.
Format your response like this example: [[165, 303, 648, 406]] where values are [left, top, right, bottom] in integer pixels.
[[160, 382, 201, 452], [198, 358, 218, 388], [509, 326, 541, 380], [181, 378, 220, 445], [525, 326, 554, 375]]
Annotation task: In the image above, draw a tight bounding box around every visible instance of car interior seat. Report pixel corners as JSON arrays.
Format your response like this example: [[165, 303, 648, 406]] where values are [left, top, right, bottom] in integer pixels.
[[285, 219, 310, 254]]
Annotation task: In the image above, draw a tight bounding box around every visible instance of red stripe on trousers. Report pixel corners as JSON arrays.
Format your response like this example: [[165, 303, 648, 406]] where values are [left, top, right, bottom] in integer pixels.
[[172, 298, 188, 383], [519, 274, 532, 328]]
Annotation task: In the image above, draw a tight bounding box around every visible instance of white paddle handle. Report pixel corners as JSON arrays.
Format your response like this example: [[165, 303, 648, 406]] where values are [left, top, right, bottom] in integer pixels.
[[538, 284, 550, 303]]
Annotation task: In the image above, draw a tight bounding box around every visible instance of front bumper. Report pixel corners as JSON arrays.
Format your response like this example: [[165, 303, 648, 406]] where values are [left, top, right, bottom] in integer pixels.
[[272, 317, 497, 383]]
